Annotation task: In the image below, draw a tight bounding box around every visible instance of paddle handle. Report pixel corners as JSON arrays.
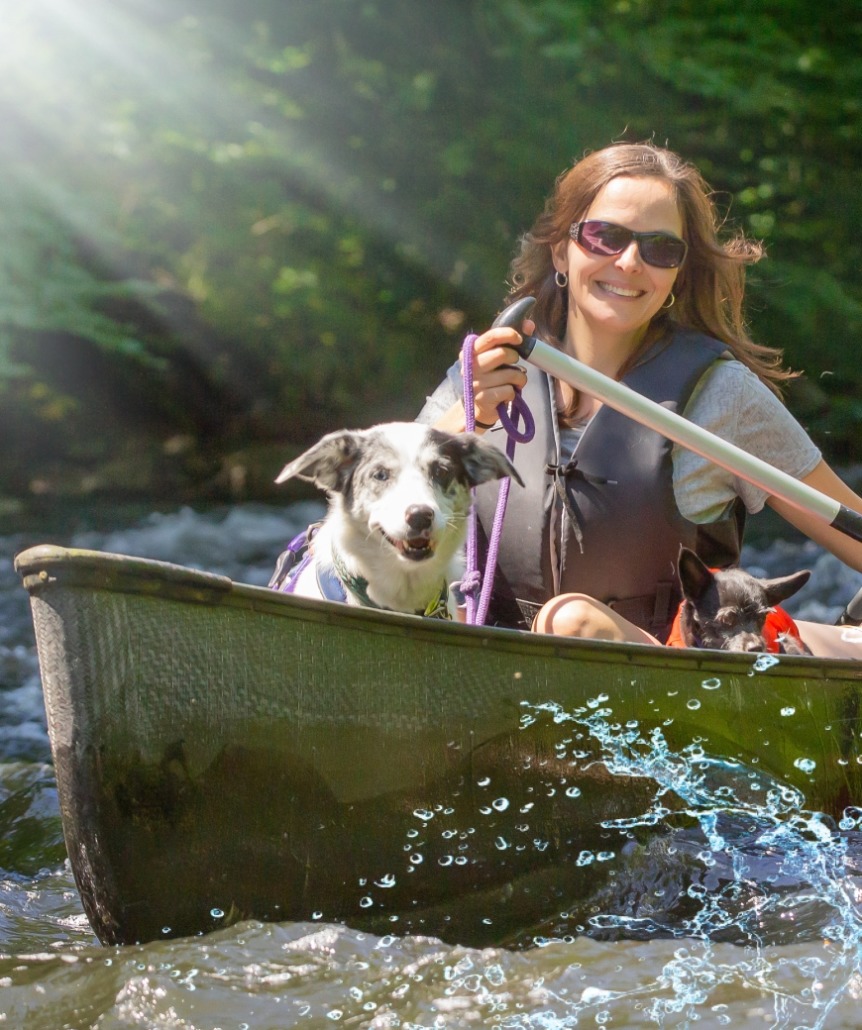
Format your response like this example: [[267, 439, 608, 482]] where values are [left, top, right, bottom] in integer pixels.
[[491, 297, 862, 544]]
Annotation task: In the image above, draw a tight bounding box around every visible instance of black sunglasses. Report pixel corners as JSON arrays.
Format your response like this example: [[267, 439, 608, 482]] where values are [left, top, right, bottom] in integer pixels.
[[569, 220, 688, 269]]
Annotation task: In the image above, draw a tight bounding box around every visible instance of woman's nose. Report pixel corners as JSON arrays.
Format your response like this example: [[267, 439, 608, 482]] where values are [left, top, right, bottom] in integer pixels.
[[614, 241, 643, 270]]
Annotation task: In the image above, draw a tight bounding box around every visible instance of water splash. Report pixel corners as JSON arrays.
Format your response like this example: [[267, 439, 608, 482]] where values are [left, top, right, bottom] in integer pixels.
[[511, 698, 862, 1028]]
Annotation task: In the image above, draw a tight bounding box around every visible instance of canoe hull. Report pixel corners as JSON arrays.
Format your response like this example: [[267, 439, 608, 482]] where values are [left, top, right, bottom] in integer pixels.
[[16, 545, 862, 946]]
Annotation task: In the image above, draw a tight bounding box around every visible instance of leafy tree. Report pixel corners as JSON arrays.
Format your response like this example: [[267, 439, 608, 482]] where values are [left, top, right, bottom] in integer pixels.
[[0, 0, 859, 496]]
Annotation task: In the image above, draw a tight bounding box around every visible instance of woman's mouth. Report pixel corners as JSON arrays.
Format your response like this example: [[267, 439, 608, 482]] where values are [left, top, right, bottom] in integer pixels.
[[597, 281, 644, 299]]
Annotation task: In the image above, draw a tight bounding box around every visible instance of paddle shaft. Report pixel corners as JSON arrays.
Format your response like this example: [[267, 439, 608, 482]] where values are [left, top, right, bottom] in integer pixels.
[[492, 297, 862, 544]]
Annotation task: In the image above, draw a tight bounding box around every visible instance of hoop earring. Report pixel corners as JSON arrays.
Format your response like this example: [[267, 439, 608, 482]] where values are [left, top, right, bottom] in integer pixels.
[[661, 292, 676, 309], [555, 270, 568, 288]]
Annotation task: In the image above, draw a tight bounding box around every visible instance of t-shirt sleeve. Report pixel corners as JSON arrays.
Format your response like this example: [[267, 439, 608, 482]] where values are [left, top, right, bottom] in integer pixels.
[[416, 360, 463, 424], [673, 359, 822, 522]]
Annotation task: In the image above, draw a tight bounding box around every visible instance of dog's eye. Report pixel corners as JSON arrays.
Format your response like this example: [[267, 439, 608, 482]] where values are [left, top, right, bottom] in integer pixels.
[[429, 461, 454, 486], [370, 466, 390, 482]]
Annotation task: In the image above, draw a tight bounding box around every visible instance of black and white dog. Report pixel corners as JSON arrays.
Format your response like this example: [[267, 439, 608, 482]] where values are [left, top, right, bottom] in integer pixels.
[[270, 422, 521, 619]]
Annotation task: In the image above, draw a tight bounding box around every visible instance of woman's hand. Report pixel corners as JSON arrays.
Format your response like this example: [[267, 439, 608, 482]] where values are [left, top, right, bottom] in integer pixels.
[[463, 320, 533, 430], [430, 319, 533, 435]]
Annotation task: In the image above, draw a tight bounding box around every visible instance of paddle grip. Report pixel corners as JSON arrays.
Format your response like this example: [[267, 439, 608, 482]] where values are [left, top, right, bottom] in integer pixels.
[[831, 505, 862, 545], [490, 297, 539, 358]]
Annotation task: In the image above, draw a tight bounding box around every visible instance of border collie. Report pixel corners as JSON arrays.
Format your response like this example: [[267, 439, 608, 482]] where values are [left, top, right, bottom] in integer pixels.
[[270, 422, 521, 618]]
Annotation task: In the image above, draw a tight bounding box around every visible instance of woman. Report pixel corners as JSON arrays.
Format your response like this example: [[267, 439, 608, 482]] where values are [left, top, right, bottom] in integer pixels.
[[419, 141, 862, 657]]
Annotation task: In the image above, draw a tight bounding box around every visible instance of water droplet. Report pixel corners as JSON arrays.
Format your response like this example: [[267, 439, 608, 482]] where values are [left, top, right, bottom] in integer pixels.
[[438, 855, 453, 866], [413, 808, 434, 822], [492, 797, 510, 811], [794, 757, 817, 773], [701, 677, 721, 690], [374, 874, 396, 888], [359, 896, 373, 908], [210, 908, 224, 919], [495, 837, 510, 850], [565, 786, 582, 798], [750, 653, 780, 674], [780, 706, 796, 717], [477, 776, 491, 787], [686, 698, 701, 710]]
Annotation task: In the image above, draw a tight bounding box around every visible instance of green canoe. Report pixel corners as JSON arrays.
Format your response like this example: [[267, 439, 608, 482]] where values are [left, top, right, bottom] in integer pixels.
[[15, 544, 862, 947]]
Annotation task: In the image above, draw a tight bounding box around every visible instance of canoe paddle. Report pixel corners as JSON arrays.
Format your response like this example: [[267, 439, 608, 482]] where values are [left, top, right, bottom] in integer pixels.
[[491, 296, 862, 545]]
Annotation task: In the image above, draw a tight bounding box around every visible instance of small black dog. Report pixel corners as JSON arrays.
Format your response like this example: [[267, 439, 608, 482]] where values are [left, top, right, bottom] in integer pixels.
[[675, 547, 812, 654]]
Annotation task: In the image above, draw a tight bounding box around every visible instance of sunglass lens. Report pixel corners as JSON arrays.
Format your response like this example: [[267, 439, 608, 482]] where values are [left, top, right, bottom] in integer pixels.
[[639, 234, 687, 268], [581, 222, 629, 255]]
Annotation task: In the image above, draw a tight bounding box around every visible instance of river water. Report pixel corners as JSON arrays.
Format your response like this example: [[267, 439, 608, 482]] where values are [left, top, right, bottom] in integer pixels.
[[3, 503, 862, 1029]]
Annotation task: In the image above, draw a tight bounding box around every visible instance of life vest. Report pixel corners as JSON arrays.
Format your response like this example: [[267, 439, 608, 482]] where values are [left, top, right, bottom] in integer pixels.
[[472, 329, 745, 637]]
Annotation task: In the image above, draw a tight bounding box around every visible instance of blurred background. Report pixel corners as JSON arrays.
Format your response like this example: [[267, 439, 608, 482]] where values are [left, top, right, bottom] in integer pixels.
[[1, 0, 860, 513]]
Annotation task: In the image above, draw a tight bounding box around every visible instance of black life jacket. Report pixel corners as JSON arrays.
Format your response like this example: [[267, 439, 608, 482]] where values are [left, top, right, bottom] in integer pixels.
[[473, 329, 745, 636]]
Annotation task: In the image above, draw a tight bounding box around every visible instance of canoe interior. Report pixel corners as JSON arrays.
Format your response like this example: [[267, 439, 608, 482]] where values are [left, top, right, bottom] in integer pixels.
[[15, 545, 862, 948]]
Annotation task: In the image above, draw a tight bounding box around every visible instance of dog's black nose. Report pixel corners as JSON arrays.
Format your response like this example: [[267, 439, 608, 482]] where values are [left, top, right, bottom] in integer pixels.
[[405, 505, 434, 532]]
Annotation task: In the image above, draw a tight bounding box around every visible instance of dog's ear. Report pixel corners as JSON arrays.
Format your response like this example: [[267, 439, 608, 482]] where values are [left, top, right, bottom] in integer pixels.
[[762, 569, 811, 607], [437, 432, 525, 488], [677, 546, 714, 602], [274, 430, 364, 492]]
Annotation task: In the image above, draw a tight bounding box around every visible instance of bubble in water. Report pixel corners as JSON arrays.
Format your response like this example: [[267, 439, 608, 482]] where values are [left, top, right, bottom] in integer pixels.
[[412, 808, 434, 822], [565, 786, 582, 798], [374, 874, 396, 888], [359, 896, 373, 908], [781, 706, 796, 717], [701, 677, 721, 690], [686, 698, 701, 710], [750, 653, 781, 674], [210, 908, 224, 919], [794, 757, 817, 773], [492, 797, 510, 811]]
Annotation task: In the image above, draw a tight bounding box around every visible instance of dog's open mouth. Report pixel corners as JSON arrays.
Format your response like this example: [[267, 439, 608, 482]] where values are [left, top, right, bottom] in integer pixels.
[[384, 533, 435, 562]]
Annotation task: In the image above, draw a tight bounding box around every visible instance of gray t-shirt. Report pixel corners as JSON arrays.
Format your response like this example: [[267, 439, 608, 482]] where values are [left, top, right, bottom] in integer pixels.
[[418, 358, 821, 525]]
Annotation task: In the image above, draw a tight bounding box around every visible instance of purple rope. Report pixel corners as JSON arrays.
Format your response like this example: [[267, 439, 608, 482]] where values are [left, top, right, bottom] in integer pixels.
[[460, 333, 535, 626]]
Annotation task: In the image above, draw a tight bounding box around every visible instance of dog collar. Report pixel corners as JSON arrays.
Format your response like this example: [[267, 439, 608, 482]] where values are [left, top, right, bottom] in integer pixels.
[[330, 547, 451, 619]]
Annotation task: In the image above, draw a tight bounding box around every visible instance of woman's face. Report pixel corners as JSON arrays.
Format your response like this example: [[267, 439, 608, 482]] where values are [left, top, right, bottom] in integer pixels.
[[554, 175, 683, 352]]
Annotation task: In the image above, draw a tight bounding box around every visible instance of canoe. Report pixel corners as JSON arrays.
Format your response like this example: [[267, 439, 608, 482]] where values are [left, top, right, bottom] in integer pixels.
[[15, 544, 862, 948]]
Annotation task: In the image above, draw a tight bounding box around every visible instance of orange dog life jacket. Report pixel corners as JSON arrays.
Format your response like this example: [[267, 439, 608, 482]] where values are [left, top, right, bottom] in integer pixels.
[[665, 604, 805, 652]]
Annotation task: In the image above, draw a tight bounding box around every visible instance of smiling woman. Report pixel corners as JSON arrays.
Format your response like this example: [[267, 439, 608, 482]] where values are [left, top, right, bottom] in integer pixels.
[[420, 140, 862, 659]]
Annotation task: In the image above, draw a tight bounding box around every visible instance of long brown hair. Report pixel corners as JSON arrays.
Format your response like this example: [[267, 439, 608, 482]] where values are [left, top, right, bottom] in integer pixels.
[[508, 142, 795, 397]]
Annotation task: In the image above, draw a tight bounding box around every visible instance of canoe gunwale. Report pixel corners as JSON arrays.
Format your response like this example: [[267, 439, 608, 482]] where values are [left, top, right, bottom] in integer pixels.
[[14, 543, 862, 684]]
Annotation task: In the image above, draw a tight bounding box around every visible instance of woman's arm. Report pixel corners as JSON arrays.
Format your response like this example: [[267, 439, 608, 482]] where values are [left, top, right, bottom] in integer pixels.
[[767, 459, 862, 572]]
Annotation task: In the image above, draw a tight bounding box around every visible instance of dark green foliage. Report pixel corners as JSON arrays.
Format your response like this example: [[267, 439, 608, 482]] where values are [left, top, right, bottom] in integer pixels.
[[0, 0, 860, 496]]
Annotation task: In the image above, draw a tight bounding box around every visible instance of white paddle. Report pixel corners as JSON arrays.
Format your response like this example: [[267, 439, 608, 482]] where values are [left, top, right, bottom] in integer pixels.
[[492, 296, 862, 544]]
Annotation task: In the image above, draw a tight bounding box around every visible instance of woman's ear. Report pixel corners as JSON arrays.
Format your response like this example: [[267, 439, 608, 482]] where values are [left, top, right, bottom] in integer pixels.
[[550, 239, 568, 275]]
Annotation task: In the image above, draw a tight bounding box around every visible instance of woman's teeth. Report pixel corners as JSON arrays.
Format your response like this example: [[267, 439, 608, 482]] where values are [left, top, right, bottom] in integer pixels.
[[599, 282, 643, 298]]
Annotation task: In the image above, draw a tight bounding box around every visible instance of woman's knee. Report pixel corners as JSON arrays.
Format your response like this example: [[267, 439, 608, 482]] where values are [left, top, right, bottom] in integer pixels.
[[533, 593, 661, 645], [533, 593, 616, 639]]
